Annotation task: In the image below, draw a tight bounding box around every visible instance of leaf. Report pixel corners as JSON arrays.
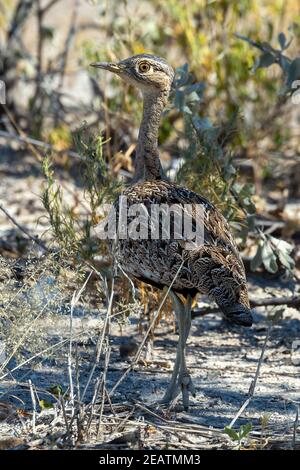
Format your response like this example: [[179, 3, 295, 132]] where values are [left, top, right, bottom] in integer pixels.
[[250, 242, 263, 271], [286, 57, 300, 88], [224, 426, 239, 441], [175, 64, 190, 87], [182, 105, 192, 114], [279, 55, 291, 73], [186, 91, 201, 103], [48, 384, 63, 397], [39, 400, 53, 409], [261, 240, 278, 273], [254, 52, 276, 71], [235, 33, 263, 51], [223, 163, 236, 181], [278, 32, 286, 50], [268, 235, 293, 254], [174, 90, 185, 110], [186, 82, 205, 96], [192, 116, 213, 131], [277, 250, 294, 270], [239, 422, 252, 439]]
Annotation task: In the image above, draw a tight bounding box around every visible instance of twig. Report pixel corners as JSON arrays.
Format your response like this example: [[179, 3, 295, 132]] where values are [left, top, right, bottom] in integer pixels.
[[228, 324, 271, 428], [97, 345, 111, 438], [112, 406, 136, 434], [234, 33, 292, 65], [68, 271, 93, 416], [28, 379, 36, 433], [60, 394, 71, 438], [0, 329, 91, 381], [41, 0, 60, 15], [293, 405, 299, 450], [57, 1, 78, 92], [0, 202, 49, 252], [0, 298, 51, 375], [81, 277, 114, 401]]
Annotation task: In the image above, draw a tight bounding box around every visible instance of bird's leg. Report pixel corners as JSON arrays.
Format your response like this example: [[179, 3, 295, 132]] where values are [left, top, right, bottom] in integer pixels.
[[159, 291, 183, 404], [177, 294, 196, 410], [160, 292, 196, 408]]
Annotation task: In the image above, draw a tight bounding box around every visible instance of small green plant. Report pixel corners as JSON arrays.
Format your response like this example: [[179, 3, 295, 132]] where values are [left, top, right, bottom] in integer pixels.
[[42, 125, 121, 258], [250, 233, 295, 275], [39, 399, 54, 410], [224, 423, 252, 449], [259, 412, 271, 448]]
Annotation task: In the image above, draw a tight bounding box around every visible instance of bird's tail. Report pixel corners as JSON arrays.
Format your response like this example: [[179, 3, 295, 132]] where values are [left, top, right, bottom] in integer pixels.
[[219, 303, 253, 327]]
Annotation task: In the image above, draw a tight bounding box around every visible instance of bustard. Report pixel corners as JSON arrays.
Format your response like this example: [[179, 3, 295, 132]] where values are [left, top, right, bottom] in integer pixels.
[[91, 54, 253, 410]]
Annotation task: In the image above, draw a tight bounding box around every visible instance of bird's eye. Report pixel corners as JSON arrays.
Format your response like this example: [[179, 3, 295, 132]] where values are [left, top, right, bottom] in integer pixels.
[[138, 62, 151, 73]]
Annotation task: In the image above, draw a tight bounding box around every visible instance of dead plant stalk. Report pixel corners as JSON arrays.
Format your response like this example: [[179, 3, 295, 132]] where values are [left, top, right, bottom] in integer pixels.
[[228, 324, 271, 428]]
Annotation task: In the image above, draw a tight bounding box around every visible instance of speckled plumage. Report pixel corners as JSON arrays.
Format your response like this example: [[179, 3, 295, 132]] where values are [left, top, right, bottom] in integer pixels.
[[115, 179, 252, 326]]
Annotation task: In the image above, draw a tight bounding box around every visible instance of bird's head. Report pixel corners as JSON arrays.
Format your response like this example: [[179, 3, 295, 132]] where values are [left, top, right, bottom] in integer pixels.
[[90, 54, 174, 95]]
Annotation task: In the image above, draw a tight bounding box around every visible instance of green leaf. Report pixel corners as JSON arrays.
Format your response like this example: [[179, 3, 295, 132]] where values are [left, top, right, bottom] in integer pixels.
[[278, 32, 286, 50], [48, 384, 63, 397], [277, 250, 294, 270], [286, 57, 300, 88], [279, 55, 290, 73], [182, 105, 192, 114], [224, 426, 239, 441], [239, 422, 252, 439], [262, 240, 278, 273], [250, 242, 263, 271], [39, 399, 54, 409], [187, 91, 201, 103], [192, 116, 213, 131], [254, 52, 276, 70], [268, 235, 293, 254]]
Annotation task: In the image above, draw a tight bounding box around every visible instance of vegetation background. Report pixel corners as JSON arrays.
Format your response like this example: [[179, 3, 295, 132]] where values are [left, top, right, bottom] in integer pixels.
[[0, 0, 299, 450]]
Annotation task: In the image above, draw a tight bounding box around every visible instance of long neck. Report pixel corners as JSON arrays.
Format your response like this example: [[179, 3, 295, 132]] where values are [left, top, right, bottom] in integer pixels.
[[133, 88, 169, 183]]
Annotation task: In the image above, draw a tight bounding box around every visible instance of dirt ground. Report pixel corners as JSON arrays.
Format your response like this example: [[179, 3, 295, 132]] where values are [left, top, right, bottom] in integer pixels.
[[0, 145, 299, 450]]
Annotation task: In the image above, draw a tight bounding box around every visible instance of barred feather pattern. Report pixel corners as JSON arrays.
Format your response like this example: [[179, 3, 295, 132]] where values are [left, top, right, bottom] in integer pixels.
[[113, 179, 252, 327]]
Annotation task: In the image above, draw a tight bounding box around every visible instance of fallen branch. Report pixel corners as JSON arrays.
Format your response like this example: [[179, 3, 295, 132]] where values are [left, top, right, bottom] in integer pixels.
[[249, 296, 300, 308], [192, 295, 300, 318]]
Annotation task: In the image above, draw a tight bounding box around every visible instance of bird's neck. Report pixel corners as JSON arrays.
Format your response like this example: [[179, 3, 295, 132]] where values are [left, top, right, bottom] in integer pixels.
[[133, 89, 169, 183]]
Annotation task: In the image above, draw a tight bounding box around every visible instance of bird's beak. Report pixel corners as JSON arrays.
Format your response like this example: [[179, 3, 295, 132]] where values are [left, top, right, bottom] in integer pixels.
[[90, 61, 122, 74]]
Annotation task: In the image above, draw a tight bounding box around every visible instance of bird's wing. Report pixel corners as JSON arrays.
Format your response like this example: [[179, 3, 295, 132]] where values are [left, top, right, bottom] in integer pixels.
[[118, 180, 250, 314]]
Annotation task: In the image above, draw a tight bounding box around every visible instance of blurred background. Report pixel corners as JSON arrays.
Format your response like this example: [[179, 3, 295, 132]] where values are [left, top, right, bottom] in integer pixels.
[[0, 0, 300, 450]]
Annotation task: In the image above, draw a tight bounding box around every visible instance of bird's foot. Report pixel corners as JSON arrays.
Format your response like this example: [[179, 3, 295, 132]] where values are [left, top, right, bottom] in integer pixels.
[[159, 386, 180, 406], [178, 371, 196, 411], [158, 371, 196, 411]]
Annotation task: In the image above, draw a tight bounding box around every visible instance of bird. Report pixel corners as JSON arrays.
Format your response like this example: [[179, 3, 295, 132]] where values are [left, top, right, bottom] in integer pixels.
[[90, 54, 253, 410]]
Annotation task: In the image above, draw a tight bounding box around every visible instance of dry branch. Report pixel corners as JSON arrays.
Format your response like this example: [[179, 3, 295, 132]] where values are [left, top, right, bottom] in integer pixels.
[[0, 203, 49, 252], [192, 295, 300, 318]]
